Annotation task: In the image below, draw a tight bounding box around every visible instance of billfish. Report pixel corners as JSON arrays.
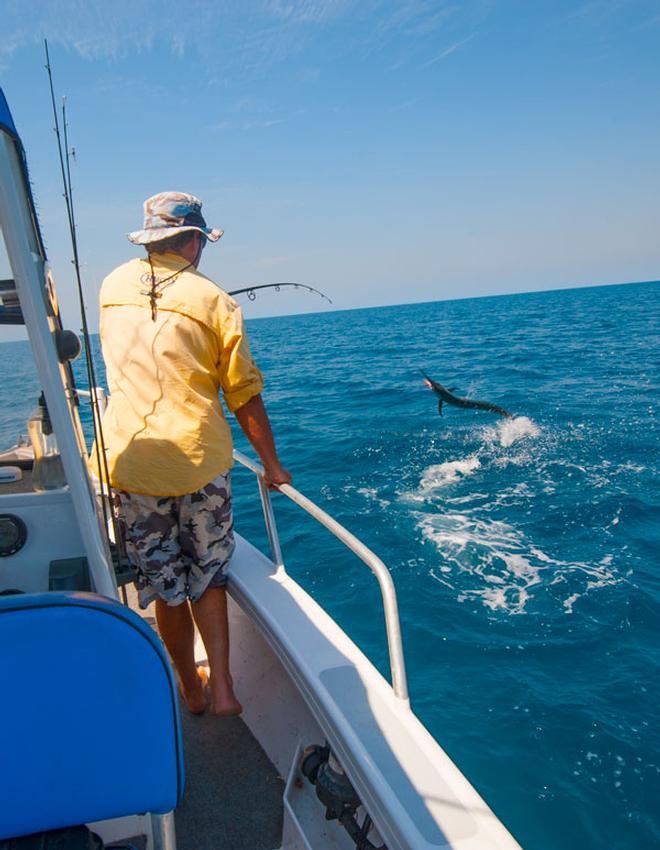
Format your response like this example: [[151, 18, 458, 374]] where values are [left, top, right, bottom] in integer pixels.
[[420, 370, 513, 418]]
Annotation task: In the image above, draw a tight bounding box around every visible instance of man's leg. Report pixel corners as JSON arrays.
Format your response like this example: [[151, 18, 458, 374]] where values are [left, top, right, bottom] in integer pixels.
[[191, 586, 242, 716], [181, 471, 240, 715], [115, 489, 207, 713], [156, 599, 208, 715]]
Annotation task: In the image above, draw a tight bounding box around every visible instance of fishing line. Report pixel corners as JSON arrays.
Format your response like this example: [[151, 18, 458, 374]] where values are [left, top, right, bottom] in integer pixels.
[[44, 40, 125, 568]]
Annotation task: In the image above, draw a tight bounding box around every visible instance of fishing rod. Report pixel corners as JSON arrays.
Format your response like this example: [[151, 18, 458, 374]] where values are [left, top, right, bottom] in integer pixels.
[[228, 282, 332, 303], [44, 40, 124, 565]]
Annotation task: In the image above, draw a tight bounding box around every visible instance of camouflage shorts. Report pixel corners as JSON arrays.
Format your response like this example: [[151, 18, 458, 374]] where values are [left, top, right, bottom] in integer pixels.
[[115, 471, 235, 609]]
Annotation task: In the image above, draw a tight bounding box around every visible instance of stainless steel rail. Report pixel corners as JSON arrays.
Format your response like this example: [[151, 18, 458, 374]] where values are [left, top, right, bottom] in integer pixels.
[[76, 387, 108, 415], [233, 449, 409, 702]]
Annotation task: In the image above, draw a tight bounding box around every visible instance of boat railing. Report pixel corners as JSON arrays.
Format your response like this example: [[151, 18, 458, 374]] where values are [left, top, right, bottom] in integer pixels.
[[76, 387, 108, 415], [233, 449, 409, 703]]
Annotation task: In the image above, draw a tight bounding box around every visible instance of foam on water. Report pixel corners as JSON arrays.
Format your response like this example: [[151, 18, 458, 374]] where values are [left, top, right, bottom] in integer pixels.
[[356, 486, 391, 509], [482, 415, 541, 448], [420, 455, 481, 489], [405, 411, 620, 614], [398, 455, 482, 503], [418, 508, 619, 614]]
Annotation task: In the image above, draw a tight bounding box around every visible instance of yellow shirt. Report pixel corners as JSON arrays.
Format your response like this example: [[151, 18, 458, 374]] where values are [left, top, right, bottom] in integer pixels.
[[96, 253, 263, 496]]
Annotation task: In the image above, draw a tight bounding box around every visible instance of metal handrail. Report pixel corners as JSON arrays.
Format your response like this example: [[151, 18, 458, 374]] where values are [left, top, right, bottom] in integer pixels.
[[233, 449, 409, 702], [77, 386, 108, 416]]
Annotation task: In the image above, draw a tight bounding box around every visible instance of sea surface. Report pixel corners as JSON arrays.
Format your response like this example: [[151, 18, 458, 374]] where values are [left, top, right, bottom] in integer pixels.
[[1, 280, 658, 850]]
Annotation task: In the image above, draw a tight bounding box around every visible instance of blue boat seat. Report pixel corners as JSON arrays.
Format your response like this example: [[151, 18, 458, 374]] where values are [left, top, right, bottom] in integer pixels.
[[0, 592, 184, 841]]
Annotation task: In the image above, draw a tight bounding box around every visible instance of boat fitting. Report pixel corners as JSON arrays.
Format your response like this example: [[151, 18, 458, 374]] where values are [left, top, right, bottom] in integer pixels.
[[55, 329, 81, 362], [300, 744, 386, 849]]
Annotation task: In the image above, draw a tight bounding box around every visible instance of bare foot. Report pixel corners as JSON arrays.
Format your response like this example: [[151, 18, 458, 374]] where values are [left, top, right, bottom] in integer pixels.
[[208, 672, 242, 716], [180, 667, 208, 715]]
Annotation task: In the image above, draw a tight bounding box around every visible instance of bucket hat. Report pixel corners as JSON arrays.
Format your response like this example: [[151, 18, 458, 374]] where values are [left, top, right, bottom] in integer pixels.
[[127, 191, 223, 245]]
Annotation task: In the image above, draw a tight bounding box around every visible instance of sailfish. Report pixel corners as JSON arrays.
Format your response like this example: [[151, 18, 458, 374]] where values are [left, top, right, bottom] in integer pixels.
[[420, 370, 513, 419]]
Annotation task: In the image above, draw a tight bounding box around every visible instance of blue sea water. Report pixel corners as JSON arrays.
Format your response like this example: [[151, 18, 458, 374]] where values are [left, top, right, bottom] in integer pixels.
[[1, 280, 658, 849]]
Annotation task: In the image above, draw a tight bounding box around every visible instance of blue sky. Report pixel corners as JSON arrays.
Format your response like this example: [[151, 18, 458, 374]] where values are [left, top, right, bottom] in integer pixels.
[[0, 0, 658, 331]]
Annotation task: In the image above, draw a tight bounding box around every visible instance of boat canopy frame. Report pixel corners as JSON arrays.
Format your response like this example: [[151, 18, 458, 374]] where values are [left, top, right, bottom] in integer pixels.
[[0, 87, 116, 597]]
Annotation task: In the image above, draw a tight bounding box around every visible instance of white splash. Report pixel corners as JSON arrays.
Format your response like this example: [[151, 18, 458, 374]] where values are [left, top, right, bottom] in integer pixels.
[[419, 456, 481, 490], [483, 416, 541, 448], [400, 456, 483, 502]]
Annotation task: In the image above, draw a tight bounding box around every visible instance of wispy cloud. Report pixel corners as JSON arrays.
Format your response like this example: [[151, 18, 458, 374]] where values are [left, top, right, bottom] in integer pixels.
[[358, 0, 461, 61], [564, 0, 631, 23], [0, 1, 491, 79], [262, 0, 350, 24], [212, 118, 284, 132], [0, 0, 203, 65], [423, 33, 476, 66], [373, 1, 459, 39]]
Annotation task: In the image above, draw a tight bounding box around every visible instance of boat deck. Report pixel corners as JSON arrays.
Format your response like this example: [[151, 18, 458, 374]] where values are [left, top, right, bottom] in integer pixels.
[[175, 702, 284, 850], [136, 603, 285, 850]]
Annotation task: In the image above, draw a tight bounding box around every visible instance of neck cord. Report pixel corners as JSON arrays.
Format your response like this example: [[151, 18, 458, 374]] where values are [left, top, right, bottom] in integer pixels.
[[145, 255, 195, 321]]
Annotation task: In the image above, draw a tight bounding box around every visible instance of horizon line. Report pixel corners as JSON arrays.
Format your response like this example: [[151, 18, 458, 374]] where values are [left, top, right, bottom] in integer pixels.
[[0, 277, 657, 344], [242, 276, 659, 324]]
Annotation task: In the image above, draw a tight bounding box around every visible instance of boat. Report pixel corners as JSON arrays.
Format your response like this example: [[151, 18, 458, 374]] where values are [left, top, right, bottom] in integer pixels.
[[0, 86, 523, 850]]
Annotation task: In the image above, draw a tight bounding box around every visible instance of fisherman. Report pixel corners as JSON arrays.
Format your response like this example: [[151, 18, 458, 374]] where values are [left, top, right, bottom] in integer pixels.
[[97, 192, 291, 716]]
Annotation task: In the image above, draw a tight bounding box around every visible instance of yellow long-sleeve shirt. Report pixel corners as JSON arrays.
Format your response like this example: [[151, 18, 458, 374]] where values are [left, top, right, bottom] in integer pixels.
[[95, 252, 263, 496]]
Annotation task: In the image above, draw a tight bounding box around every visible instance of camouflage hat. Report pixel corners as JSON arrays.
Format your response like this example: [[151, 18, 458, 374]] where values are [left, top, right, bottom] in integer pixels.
[[127, 191, 223, 245]]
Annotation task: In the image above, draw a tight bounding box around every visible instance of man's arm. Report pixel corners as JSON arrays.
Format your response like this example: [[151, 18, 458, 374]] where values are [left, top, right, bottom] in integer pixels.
[[234, 394, 292, 489]]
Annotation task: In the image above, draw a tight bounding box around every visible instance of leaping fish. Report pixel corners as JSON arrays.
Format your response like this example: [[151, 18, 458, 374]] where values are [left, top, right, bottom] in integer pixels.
[[420, 370, 513, 419]]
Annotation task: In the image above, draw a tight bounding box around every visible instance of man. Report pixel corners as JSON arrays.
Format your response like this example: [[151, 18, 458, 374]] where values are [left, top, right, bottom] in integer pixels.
[[98, 191, 291, 715]]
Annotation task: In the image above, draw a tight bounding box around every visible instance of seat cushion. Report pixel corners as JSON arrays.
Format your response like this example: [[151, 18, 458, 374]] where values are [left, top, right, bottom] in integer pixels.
[[0, 592, 184, 840]]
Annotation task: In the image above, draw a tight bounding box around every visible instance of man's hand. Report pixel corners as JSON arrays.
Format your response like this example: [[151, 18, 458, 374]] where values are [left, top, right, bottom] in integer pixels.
[[234, 394, 292, 491], [263, 462, 292, 491]]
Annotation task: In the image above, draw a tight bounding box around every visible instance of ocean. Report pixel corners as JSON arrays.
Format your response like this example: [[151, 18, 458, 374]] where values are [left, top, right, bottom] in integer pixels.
[[1, 279, 658, 849]]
